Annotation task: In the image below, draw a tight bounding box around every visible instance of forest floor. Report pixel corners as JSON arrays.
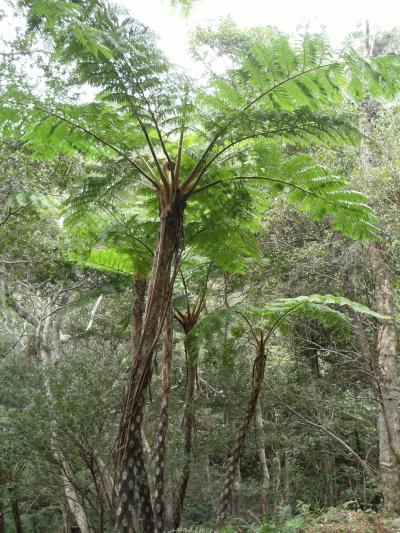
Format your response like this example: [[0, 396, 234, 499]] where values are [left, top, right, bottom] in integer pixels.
[[302, 508, 400, 532], [181, 510, 400, 533]]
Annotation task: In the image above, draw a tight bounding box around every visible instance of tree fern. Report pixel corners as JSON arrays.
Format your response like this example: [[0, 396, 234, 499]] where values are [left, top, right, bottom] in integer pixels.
[[5, 3, 400, 246], [187, 294, 386, 361]]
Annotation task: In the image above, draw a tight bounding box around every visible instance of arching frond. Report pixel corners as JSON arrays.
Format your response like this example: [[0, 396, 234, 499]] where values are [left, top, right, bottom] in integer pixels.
[[187, 293, 386, 361]]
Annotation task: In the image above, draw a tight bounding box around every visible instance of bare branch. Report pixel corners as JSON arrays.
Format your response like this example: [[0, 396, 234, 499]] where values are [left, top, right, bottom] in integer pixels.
[[1, 279, 39, 327], [281, 402, 376, 476]]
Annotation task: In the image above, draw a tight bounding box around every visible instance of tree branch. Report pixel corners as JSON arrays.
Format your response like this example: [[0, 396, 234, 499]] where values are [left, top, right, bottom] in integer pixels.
[[0, 202, 33, 228], [282, 402, 376, 476], [1, 279, 39, 327]]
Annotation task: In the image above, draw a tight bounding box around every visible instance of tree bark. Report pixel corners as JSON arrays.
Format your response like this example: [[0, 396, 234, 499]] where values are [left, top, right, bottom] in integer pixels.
[[358, 25, 400, 511], [11, 499, 23, 533], [116, 191, 186, 533], [172, 342, 197, 530], [153, 287, 173, 533], [368, 242, 400, 513], [116, 277, 152, 533], [347, 24, 400, 513], [217, 338, 266, 523], [255, 401, 270, 518], [0, 499, 5, 533]]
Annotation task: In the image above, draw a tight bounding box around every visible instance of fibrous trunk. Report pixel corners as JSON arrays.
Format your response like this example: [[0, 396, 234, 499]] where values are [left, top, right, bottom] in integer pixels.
[[217, 339, 266, 523], [116, 277, 152, 533], [173, 341, 197, 530], [116, 192, 186, 533], [11, 499, 24, 533], [255, 401, 269, 518], [116, 278, 150, 532], [153, 284, 173, 533]]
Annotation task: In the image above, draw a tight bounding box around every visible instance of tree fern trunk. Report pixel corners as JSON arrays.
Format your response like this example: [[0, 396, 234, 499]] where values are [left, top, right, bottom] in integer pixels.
[[173, 350, 197, 530], [255, 401, 269, 518], [116, 277, 153, 533], [11, 499, 24, 533], [217, 339, 266, 523], [130, 278, 147, 369], [117, 192, 186, 533], [0, 499, 4, 533], [153, 285, 173, 533], [116, 395, 153, 533]]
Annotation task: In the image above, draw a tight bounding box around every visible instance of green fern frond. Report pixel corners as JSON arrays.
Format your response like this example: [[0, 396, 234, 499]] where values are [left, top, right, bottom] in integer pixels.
[[69, 248, 134, 275], [187, 293, 385, 361]]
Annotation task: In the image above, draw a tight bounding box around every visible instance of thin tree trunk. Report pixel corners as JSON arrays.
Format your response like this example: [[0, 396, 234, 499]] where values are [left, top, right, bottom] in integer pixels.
[[172, 342, 197, 530], [217, 338, 266, 523], [0, 499, 5, 533], [322, 452, 336, 507], [255, 401, 269, 518], [153, 287, 173, 533], [358, 24, 400, 511], [368, 242, 400, 513], [48, 303, 91, 533], [11, 500, 23, 533], [117, 192, 186, 533], [283, 454, 290, 506], [62, 505, 72, 533], [231, 464, 241, 517], [116, 277, 152, 533], [60, 461, 90, 533], [275, 451, 283, 509], [94, 457, 117, 524]]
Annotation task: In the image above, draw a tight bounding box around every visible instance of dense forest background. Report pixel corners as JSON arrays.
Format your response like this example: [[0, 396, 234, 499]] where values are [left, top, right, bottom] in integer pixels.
[[2, 1, 400, 532]]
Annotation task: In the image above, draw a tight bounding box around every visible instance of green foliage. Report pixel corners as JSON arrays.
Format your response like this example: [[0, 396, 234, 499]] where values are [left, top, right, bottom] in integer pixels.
[[187, 293, 383, 361], [259, 506, 306, 532], [170, 0, 199, 16], [2, 5, 400, 532], [3, 3, 398, 249]]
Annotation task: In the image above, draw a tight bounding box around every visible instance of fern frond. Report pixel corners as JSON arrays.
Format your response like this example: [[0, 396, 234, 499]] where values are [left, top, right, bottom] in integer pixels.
[[187, 293, 385, 360]]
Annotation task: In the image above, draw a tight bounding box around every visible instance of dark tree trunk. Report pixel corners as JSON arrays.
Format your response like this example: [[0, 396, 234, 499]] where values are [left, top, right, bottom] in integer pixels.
[[217, 338, 266, 523], [0, 499, 5, 533], [116, 277, 152, 533], [11, 500, 23, 533], [116, 191, 186, 533], [255, 401, 270, 518], [153, 287, 173, 533], [173, 344, 197, 530], [130, 278, 148, 368]]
